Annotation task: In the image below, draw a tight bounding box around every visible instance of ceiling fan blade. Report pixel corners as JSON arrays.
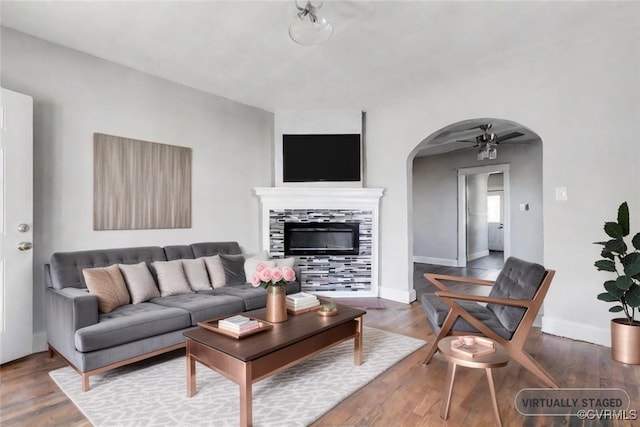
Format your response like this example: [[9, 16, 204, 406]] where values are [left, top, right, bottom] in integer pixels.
[[467, 123, 492, 131], [455, 139, 477, 144], [496, 131, 524, 143]]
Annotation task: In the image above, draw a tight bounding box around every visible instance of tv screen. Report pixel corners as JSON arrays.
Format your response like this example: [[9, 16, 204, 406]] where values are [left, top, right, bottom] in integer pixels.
[[283, 134, 361, 182]]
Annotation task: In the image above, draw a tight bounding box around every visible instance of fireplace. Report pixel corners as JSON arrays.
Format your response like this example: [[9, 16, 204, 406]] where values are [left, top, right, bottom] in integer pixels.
[[284, 222, 359, 256]]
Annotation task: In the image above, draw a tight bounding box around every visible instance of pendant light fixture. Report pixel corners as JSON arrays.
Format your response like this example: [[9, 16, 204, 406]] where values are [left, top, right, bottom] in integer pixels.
[[289, 1, 333, 46]]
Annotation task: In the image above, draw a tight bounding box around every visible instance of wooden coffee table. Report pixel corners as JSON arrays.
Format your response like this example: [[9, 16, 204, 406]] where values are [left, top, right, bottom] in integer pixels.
[[183, 305, 366, 427]]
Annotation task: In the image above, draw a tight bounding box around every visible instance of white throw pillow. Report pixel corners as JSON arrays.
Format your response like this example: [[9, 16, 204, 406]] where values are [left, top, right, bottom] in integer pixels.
[[202, 255, 226, 288], [152, 260, 193, 297], [118, 262, 160, 304], [273, 257, 296, 269], [243, 251, 269, 282], [182, 258, 212, 291]]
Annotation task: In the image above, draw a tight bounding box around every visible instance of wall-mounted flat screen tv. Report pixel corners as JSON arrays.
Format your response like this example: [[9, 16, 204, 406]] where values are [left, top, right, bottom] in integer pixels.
[[282, 134, 361, 182]]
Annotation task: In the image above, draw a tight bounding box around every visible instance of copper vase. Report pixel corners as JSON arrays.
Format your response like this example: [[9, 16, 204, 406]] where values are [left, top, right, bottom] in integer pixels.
[[266, 286, 287, 323], [611, 319, 640, 364]]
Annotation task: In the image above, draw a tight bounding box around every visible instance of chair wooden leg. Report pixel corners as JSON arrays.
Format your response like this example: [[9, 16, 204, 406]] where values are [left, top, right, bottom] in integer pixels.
[[422, 339, 440, 365], [423, 311, 459, 364], [508, 348, 559, 389]]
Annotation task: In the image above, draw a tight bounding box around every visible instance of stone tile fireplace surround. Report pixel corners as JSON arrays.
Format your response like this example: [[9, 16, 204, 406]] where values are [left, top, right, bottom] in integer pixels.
[[254, 188, 384, 298]]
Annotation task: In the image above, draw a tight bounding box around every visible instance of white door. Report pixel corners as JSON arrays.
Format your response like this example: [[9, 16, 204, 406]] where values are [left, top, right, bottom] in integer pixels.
[[487, 190, 504, 251], [0, 88, 34, 364]]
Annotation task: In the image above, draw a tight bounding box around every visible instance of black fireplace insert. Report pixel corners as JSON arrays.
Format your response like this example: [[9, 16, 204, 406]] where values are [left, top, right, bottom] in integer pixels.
[[284, 222, 360, 256]]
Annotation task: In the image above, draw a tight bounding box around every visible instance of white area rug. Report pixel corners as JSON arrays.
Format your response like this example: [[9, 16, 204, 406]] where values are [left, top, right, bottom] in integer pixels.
[[50, 327, 425, 427]]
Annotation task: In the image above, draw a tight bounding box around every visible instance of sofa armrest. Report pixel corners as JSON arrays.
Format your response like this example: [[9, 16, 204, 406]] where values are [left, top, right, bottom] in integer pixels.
[[45, 286, 99, 358]]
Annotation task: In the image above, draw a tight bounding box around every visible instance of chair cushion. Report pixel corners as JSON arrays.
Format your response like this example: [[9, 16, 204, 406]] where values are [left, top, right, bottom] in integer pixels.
[[74, 303, 190, 352], [487, 257, 546, 332], [150, 294, 245, 325], [421, 293, 512, 340]]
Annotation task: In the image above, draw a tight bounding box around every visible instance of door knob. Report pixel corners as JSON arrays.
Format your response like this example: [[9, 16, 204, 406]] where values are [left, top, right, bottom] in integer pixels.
[[17, 241, 33, 251], [17, 223, 30, 233]]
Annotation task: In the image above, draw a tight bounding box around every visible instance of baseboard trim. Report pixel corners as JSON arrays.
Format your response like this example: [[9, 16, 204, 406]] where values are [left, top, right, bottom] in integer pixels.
[[413, 256, 459, 267], [379, 286, 416, 304], [541, 316, 610, 347], [467, 250, 490, 262]]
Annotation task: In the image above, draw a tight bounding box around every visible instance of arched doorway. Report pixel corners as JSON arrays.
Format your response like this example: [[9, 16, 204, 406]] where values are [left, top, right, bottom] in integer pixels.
[[409, 118, 544, 290]]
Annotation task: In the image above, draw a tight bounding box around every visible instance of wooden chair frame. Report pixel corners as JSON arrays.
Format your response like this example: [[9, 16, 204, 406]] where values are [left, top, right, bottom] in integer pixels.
[[422, 269, 559, 388]]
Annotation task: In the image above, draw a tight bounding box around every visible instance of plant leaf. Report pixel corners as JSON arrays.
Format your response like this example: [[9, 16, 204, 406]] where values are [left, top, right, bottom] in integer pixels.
[[633, 232, 640, 251], [609, 306, 624, 312], [601, 249, 614, 260], [604, 280, 624, 297], [617, 202, 630, 236], [598, 290, 620, 302], [625, 285, 640, 308], [595, 259, 616, 272], [622, 252, 640, 276], [594, 241, 608, 246], [605, 222, 624, 239], [605, 238, 627, 254], [616, 275, 634, 290]]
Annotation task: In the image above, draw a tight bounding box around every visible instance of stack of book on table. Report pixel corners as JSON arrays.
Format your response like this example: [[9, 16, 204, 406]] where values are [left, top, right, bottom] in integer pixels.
[[286, 292, 320, 313], [218, 315, 260, 334]]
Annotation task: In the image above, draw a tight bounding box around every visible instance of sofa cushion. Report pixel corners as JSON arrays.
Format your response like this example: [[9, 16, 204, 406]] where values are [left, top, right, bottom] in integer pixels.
[[50, 246, 166, 290], [150, 294, 245, 325], [163, 245, 195, 261], [219, 254, 246, 285], [119, 262, 160, 303], [202, 255, 226, 288], [210, 284, 268, 311], [191, 241, 241, 258], [82, 264, 130, 313], [182, 258, 212, 291], [152, 260, 193, 297], [74, 302, 190, 352]]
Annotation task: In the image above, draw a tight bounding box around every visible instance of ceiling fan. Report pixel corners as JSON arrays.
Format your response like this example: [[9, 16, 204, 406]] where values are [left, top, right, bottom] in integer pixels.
[[456, 123, 524, 160]]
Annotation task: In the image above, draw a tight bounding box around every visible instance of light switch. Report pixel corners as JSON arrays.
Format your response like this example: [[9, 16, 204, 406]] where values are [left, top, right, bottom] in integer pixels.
[[555, 186, 568, 201], [519, 203, 529, 211]]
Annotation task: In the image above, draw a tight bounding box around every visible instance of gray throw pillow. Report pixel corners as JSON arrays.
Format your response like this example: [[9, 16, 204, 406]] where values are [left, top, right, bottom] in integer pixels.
[[219, 254, 246, 285]]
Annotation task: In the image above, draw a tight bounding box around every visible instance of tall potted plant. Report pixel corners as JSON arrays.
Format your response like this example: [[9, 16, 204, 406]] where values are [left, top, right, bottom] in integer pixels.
[[594, 201, 640, 364]]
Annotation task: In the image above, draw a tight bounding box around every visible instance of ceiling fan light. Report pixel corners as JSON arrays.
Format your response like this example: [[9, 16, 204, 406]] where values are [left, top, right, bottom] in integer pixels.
[[488, 147, 497, 159]]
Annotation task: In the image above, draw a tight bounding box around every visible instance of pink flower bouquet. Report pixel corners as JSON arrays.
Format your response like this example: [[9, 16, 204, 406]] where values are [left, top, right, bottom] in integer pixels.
[[251, 263, 296, 288]]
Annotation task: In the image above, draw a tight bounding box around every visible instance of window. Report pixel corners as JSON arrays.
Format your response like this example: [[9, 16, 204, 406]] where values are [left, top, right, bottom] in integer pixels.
[[487, 194, 501, 223]]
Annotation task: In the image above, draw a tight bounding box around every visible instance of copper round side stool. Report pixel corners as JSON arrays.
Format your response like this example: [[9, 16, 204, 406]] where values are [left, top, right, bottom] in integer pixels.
[[437, 336, 509, 427]]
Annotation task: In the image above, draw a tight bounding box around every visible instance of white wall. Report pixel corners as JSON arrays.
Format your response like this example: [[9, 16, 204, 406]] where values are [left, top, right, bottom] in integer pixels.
[[0, 28, 274, 343], [367, 27, 640, 346]]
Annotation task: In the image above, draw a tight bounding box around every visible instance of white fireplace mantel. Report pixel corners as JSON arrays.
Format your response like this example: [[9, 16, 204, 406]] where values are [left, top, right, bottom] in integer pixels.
[[254, 187, 384, 298], [254, 187, 384, 209]]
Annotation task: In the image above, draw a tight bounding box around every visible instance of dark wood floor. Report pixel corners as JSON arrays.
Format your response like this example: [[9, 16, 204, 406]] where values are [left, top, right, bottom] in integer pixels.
[[2, 259, 639, 426]]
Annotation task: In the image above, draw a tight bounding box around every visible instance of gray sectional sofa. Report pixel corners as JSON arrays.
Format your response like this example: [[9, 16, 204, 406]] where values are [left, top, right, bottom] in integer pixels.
[[44, 241, 301, 391]]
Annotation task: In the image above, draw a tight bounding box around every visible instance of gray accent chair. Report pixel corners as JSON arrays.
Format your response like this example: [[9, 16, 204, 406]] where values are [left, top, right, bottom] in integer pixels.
[[421, 256, 558, 388], [45, 241, 301, 391]]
